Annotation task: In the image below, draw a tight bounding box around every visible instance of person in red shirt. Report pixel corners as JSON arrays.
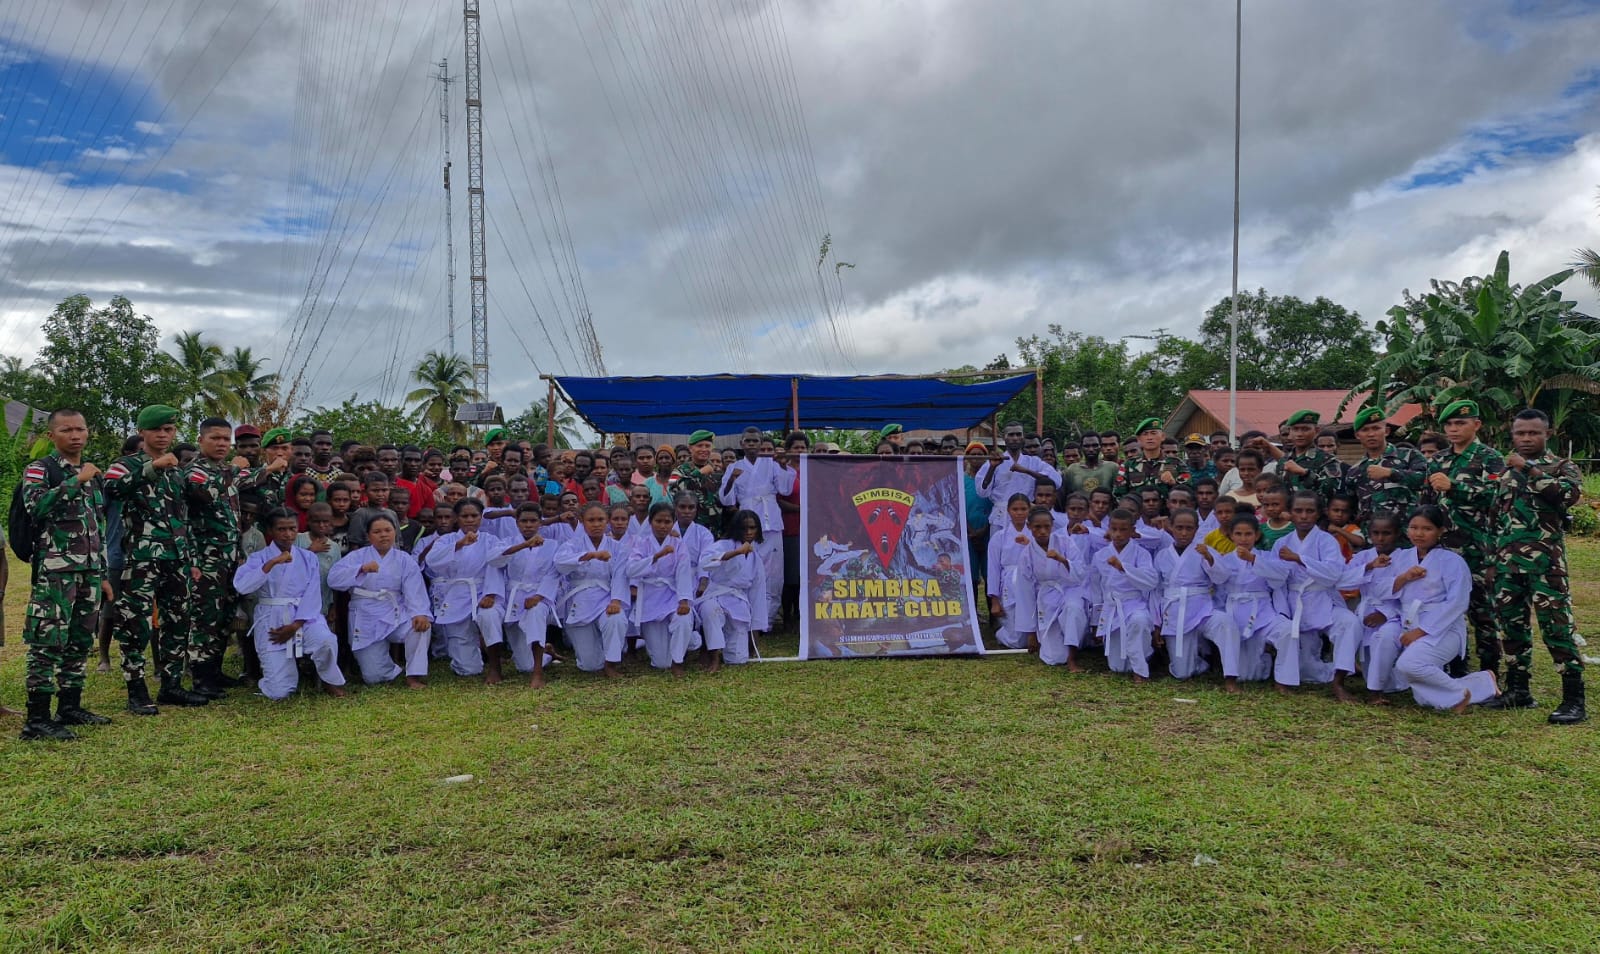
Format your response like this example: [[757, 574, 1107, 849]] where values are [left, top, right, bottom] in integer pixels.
[[393, 444, 431, 519]]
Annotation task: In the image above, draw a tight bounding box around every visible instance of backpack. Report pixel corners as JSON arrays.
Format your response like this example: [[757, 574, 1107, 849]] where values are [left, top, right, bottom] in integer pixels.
[[7, 456, 64, 562]]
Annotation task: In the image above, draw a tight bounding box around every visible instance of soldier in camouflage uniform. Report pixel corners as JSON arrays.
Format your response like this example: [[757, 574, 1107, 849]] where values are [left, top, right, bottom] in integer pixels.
[[1423, 398, 1507, 675], [184, 417, 284, 697], [1114, 418, 1189, 508], [247, 427, 294, 511], [1483, 408, 1587, 723], [105, 404, 210, 712], [17, 409, 113, 741], [1344, 406, 1428, 533], [675, 429, 724, 532], [1278, 409, 1345, 504]]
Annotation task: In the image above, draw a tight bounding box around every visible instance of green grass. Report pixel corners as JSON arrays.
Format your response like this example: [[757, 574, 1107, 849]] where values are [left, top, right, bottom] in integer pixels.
[[4, 547, 1600, 952]]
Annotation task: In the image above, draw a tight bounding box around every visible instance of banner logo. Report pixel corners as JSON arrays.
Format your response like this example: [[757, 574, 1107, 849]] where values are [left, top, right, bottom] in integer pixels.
[[851, 487, 913, 567]]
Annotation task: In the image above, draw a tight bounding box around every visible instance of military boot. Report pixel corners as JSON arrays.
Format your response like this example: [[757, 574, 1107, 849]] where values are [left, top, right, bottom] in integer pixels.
[[190, 661, 227, 700], [1482, 668, 1536, 709], [156, 677, 210, 708], [56, 688, 112, 726], [19, 692, 76, 741], [126, 679, 159, 716], [1548, 670, 1587, 726]]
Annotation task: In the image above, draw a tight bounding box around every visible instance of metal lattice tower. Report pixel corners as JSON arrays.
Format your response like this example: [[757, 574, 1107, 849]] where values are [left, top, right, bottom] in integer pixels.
[[437, 58, 456, 356], [463, 0, 489, 397]]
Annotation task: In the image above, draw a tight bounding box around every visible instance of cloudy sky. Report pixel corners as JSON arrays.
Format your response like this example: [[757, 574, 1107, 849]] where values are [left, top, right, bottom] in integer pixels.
[[2, 0, 1598, 418]]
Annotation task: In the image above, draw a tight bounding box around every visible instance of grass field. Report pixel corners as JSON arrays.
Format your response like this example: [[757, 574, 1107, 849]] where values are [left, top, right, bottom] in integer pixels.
[[3, 544, 1600, 952]]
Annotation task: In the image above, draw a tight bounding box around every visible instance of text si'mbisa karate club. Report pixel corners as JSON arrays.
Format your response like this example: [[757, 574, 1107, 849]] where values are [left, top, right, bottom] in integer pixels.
[[818, 577, 964, 620]]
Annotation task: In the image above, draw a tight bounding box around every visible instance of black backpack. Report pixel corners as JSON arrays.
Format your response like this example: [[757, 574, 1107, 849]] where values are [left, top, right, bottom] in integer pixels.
[[7, 456, 64, 562]]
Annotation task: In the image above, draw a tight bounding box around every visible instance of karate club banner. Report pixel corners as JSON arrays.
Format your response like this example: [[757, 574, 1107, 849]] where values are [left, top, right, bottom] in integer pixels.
[[799, 454, 984, 659]]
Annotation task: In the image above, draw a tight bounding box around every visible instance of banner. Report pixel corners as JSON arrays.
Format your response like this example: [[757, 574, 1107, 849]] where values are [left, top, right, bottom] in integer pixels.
[[799, 455, 984, 659]]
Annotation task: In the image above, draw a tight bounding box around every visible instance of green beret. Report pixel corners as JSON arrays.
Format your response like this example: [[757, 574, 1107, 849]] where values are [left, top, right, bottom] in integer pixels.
[[1438, 399, 1479, 422], [261, 427, 292, 447], [879, 423, 903, 438], [484, 427, 508, 444], [1286, 409, 1320, 427], [688, 429, 715, 445], [1134, 417, 1164, 436], [1352, 407, 1387, 430], [135, 404, 179, 431]]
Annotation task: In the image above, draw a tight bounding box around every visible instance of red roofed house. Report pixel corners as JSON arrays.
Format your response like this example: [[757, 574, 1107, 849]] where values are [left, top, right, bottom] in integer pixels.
[[1165, 390, 1423, 452]]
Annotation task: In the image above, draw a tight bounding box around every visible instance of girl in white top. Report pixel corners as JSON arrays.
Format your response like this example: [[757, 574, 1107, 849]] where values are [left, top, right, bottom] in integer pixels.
[[1390, 506, 1500, 711], [1156, 509, 1244, 691], [625, 502, 697, 675], [1014, 507, 1091, 668], [327, 514, 433, 688], [697, 509, 769, 668], [490, 504, 560, 688], [985, 494, 1033, 651], [233, 509, 348, 700], [554, 503, 631, 677], [423, 499, 508, 683], [1348, 512, 1408, 701]]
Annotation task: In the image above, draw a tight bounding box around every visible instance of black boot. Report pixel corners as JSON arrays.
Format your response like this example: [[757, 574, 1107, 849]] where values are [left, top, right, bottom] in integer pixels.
[[190, 661, 227, 700], [126, 679, 159, 715], [156, 677, 210, 708], [56, 687, 112, 726], [1483, 668, 1537, 709], [19, 692, 76, 741], [1548, 670, 1587, 726]]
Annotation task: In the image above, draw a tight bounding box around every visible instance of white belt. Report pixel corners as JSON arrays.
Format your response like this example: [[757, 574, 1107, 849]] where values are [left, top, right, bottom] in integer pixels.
[[1287, 580, 1312, 643], [630, 573, 681, 624], [1226, 590, 1268, 633], [1166, 584, 1212, 659], [251, 597, 299, 646], [561, 578, 612, 621], [352, 587, 395, 602], [435, 577, 479, 619], [699, 582, 743, 606]]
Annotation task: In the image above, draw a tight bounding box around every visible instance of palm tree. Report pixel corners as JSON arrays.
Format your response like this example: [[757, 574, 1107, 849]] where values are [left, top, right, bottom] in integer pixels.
[[1576, 187, 1599, 291], [222, 346, 280, 423], [167, 331, 241, 419], [405, 351, 481, 440]]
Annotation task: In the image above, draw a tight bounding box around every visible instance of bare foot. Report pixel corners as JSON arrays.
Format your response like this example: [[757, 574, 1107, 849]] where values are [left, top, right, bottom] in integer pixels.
[[706, 652, 723, 674], [1223, 677, 1241, 695], [484, 667, 503, 686], [322, 683, 348, 698], [1132, 674, 1148, 685], [1451, 689, 1473, 714], [1066, 661, 1086, 673], [1274, 682, 1292, 696], [1367, 692, 1392, 706], [671, 663, 685, 679], [1331, 679, 1356, 703], [406, 676, 427, 690], [603, 662, 622, 680], [528, 672, 546, 690], [96, 658, 112, 673]]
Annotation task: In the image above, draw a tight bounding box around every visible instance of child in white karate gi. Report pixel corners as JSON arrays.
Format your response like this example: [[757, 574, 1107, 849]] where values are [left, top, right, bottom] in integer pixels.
[[491, 504, 560, 688], [986, 494, 1033, 650], [554, 503, 631, 677], [1255, 491, 1357, 695], [424, 499, 508, 683], [233, 510, 348, 700], [1202, 514, 1285, 686], [697, 510, 769, 668], [1095, 509, 1160, 683], [327, 515, 433, 688], [1391, 506, 1500, 711], [1157, 509, 1244, 691], [626, 502, 697, 675], [1015, 507, 1091, 668], [1347, 512, 1408, 703]]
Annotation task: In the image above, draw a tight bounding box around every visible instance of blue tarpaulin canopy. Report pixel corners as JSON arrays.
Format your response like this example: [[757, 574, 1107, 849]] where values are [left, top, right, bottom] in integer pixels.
[[550, 373, 1036, 434]]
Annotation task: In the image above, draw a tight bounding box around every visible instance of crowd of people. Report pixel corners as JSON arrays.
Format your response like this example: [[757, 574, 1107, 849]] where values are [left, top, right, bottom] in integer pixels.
[[1, 395, 1586, 742]]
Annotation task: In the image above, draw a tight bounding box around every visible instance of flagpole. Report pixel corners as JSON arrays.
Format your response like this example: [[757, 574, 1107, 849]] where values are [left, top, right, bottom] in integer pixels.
[[1228, 0, 1241, 443]]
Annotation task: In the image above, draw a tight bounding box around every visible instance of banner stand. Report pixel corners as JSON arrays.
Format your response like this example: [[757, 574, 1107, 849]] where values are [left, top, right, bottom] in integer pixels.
[[754, 647, 1027, 664]]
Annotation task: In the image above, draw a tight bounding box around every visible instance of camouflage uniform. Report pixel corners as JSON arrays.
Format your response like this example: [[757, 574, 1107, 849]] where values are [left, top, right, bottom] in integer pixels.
[[675, 462, 722, 531], [184, 458, 254, 673], [19, 453, 106, 695], [1114, 455, 1189, 507], [1280, 447, 1345, 504], [1424, 440, 1506, 668], [105, 451, 194, 684], [1345, 443, 1429, 530], [1493, 453, 1583, 676], [247, 467, 289, 512]]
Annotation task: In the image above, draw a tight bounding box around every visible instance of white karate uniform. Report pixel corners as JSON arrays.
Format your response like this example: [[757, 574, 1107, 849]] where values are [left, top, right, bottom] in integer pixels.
[[1014, 530, 1091, 665], [1133, 518, 1174, 555], [1390, 547, 1498, 709], [424, 530, 508, 677], [554, 532, 631, 672], [986, 521, 1032, 650], [976, 454, 1062, 532], [1347, 548, 1408, 693], [697, 540, 768, 665], [1254, 527, 1355, 686], [1202, 551, 1281, 683], [625, 530, 697, 668], [490, 535, 561, 672], [327, 545, 433, 684], [1155, 544, 1243, 679], [717, 456, 795, 627], [1094, 540, 1159, 678], [233, 544, 347, 699]]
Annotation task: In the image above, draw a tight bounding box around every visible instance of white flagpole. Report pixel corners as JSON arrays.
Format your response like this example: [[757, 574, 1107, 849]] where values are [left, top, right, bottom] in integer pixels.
[[1228, 0, 1242, 443]]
